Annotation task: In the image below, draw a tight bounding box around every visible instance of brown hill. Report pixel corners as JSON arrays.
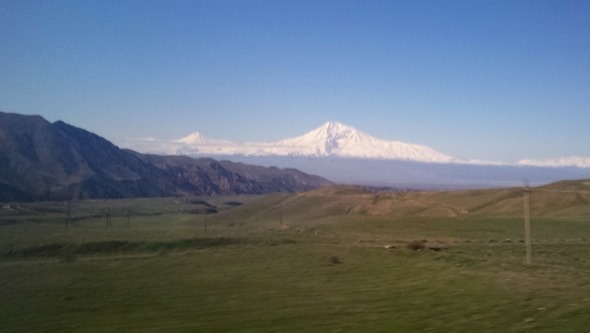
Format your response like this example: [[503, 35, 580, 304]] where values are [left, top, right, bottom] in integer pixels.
[[231, 181, 590, 222]]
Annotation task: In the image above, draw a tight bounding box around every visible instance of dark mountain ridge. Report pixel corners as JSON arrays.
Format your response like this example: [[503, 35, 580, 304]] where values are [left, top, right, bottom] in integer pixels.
[[135, 153, 331, 195], [0, 112, 332, 201]]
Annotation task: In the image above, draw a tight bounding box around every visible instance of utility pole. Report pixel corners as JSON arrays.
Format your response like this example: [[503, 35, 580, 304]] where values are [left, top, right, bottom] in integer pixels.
[[105, 209, 112, 228], [203, 210, 207, 233], [66, 186, 80, 229], [65, 200, 73, 229], [523, 180, 532, 265]]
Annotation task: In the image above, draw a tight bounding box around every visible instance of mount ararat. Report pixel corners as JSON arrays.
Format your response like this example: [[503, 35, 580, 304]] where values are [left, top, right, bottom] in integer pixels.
[[133, 121, 457, 163], [127, 121, 590, 188]]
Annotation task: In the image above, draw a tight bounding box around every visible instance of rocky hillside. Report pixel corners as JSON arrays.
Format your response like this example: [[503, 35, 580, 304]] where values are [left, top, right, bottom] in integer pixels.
[[0, 112, 332, 201], [134, 154, 333, 195]]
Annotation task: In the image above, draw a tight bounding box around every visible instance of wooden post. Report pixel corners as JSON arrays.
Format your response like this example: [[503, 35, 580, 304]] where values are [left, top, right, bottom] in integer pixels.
[[523, 181, 532, 265], [65, 200, 72, 229], [106, 209, 112, 228]]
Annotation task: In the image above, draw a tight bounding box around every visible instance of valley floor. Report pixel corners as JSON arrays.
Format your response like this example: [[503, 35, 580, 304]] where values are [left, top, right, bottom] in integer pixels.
[[1, 194, 589, 332]]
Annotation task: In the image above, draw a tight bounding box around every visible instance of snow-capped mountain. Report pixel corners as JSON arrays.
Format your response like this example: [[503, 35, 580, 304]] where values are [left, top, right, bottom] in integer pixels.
[[130, 121, 457, 163], [273, 121, 455, 162], [123, 121, 590, 168], [121, 121, 590, 188]]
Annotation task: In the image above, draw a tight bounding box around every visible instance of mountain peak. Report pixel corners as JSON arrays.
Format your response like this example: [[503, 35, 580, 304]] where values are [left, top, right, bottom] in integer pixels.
[[304, 121, 365, 153], [277, 122, 351, 150], [318, 121, 359, 136], [176, 132, 207, 144], [321, 121, 352, 131]]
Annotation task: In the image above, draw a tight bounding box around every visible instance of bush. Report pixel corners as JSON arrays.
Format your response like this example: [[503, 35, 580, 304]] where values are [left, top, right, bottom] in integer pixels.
[[406, 240, 426, 251], [60, 253, 77, 263], [329, 255, 341, 264]]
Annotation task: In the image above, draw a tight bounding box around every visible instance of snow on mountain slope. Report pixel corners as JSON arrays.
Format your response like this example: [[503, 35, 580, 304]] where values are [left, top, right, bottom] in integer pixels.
[[273, 121, 456, 162], [128, 121, 457, 163], [517, 156, 590, 168], [121, 121, 590, 169]]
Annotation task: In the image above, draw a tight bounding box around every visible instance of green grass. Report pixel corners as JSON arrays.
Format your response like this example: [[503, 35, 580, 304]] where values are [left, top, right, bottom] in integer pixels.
[[1, 195, 590, 332]]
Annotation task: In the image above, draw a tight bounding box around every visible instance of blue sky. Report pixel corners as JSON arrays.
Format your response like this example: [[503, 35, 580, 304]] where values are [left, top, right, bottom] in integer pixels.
[[1, 0, 589, 162]]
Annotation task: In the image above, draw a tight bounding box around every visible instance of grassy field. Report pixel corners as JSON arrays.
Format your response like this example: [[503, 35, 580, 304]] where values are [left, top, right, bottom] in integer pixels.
[[1, 187, 590, 332]]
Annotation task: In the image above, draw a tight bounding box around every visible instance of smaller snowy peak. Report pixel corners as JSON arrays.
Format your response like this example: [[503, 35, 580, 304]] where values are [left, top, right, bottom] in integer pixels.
[[175, 132, 234, 146], [176, 132, 207, 144]]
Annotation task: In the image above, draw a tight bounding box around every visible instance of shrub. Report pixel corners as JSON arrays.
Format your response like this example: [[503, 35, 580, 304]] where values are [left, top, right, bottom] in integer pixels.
[[406, 240, 426, 251], [60, 253, 77, 263], [329, 255, 341, 264]]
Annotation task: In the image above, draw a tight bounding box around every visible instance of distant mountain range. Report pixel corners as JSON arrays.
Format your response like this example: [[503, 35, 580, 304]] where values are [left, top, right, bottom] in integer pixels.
[[130, 121, 457, 163], [0, 112, 332, 202], [125, 121, 590, 189], [128, 121, 590, 168]]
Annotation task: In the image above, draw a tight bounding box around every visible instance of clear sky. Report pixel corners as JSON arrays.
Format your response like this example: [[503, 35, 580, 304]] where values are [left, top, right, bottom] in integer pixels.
[[1, 0, 589, 162]]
